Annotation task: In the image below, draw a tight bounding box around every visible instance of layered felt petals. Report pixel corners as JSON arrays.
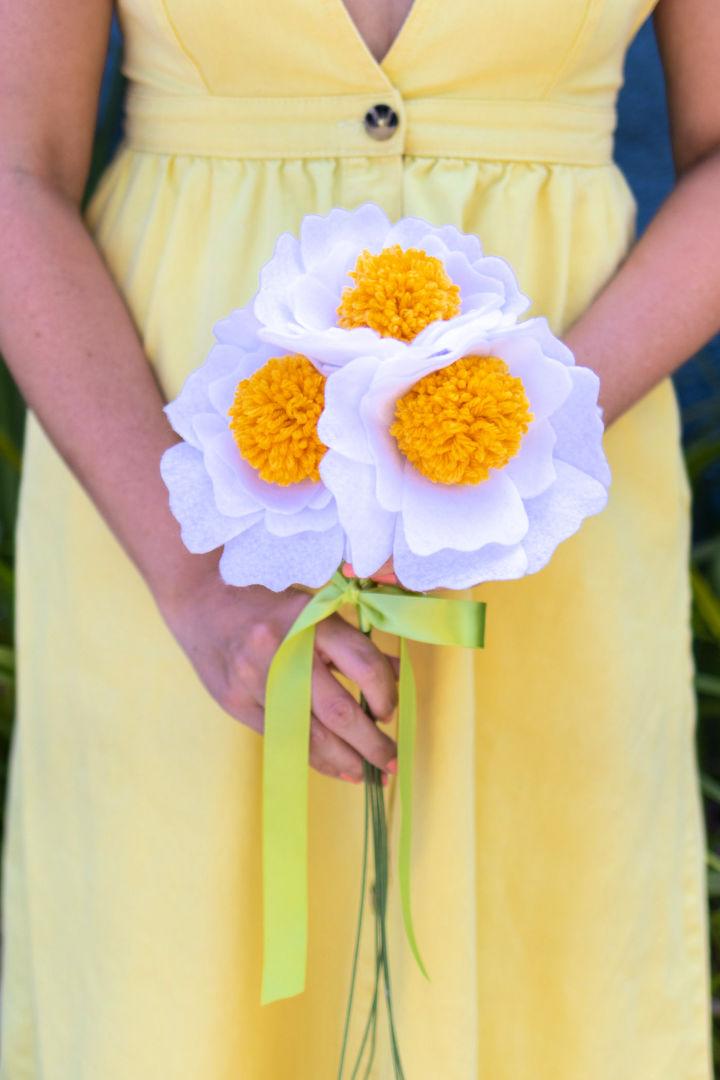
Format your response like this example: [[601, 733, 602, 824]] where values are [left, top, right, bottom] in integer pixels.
[[317, 315, 610, 590], [161, 306, 344, 591], [254, 203, 530, 358]]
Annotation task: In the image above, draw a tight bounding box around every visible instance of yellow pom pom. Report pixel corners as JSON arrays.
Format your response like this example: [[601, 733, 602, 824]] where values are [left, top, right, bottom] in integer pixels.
[[228, 354, 327, 486], [336, 245, 461, 341], [390, 356, 533, 485]]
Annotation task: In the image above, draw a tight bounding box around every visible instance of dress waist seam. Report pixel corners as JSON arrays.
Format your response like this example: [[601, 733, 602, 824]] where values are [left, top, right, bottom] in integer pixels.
[[122, 86, 616, 166]]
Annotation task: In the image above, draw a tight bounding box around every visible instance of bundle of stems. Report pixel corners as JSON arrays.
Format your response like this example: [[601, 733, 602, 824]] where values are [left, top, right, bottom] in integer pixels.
[[337, 598, 405, 1079]]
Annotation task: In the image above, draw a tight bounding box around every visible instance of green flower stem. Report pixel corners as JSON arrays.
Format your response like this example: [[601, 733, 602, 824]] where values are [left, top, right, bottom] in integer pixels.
[[337, 582, 406, 1080], [337, 764, 371, 1080]]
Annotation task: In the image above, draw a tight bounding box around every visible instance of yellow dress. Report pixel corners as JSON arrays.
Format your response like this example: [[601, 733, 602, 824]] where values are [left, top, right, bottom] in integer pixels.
[[1, 0, 713, 1076]]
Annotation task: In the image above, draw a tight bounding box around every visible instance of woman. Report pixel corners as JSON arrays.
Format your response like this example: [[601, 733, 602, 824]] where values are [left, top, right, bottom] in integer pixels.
[[0, 0, 718, 1076]]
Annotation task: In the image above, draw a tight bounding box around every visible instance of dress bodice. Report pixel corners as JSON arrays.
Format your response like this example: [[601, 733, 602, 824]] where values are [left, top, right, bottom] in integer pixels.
[[115, 0, 658, 166]]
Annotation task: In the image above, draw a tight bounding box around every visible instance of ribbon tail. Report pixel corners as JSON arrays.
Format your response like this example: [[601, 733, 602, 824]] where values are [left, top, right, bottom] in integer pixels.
[[261, 622, 316, 1005], [397, 637, 430, 981]]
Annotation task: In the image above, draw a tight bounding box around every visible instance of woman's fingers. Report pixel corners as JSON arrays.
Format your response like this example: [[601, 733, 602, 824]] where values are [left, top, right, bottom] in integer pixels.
[[315, 612, 398, 721], [341, 560, 399, 585], [308, 714, 366, 783], [311, 658, 397, 775]]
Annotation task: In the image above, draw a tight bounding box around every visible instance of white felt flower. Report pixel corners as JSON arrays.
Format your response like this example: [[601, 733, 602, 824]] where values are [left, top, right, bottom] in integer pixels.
[[253, 203, 530, 366], [160, 305, 344, 591], [317, 316, 610, 591]]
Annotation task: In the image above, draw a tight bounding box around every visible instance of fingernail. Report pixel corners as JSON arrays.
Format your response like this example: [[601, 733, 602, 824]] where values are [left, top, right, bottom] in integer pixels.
[[386, 757, 398, 775], [381, 773, 389, 787], [340, 772, 362, 784]]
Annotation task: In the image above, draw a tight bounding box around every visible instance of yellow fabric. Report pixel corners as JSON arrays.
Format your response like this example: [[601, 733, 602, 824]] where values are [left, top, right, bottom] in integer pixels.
[[0, 0, 713, 1076]]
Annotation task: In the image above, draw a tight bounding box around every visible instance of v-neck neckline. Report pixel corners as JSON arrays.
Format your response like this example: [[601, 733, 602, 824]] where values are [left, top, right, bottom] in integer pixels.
[[327, 0, 429, 85]]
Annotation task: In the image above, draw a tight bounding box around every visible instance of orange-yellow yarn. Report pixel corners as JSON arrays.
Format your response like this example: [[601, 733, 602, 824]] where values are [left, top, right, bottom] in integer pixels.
[[391, 355, 533, 485], [228, 354, 327, 485], [336, 245, 461, 341]]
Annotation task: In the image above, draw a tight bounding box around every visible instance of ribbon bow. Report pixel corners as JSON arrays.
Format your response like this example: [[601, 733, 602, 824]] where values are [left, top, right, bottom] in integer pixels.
[[262, 571, 486, 1004]]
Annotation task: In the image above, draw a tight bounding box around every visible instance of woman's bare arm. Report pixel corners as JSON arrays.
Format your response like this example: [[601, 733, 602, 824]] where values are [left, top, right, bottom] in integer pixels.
[[564, 0, 720, 426], [0, 0, 398, 782]]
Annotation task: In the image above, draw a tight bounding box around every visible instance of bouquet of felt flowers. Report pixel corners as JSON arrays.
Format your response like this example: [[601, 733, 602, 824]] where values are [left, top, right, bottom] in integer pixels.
[[161, 203, 610, 1077]]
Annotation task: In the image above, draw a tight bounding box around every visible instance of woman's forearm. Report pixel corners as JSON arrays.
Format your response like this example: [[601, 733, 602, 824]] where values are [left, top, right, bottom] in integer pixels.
[[563, 147, 720, 427], [0, 168, 218, 603]]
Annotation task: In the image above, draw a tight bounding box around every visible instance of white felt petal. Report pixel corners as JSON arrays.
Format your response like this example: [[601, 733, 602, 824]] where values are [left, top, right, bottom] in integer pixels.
[[203, 428, 318, 514], [213, 304, 263, 348], [206, 344, 279, 415], [473, 256, 530, 317], [264, 499, 339, 537], [549, 367, 611, 486], [383, 218, 437, 250], [288, 274, 343, 330], [441, 250, 491, 300], [165, 343, 246, 446], [254, 232, 305, 326], [503, 420, 557, 498], [496, 336, 572, 420], [299, 207, 388, 304], [319, 453, 395, 576], [300, 204, 389, 268], [360, 387, 408, 511], [412, 309, 504, 352], [309, 486, 333, 510], [434, 224, 484, 261], [401, 467, 529, 555], [160, 443, 257, 553], [199, 429, 264, 517], [522, 460, 608, 574], [219, 521, 345, 591], [257, 323, 400, 371], [317, 356, 378, 463], [514, 316, 575, 366], [393, 525, 528, 591]]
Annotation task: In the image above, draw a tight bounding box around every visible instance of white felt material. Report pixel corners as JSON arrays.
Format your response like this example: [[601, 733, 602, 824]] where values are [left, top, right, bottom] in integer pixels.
[[206, 345, 276, 414], [509, 316, 575, 366], [226, 449, 319, 513], [198, 430, 262, 518], [254, 232, 305, 326], [383, 217, 439, 250], [253, 203, 533, 356], [219, 521, 345, 591], [413, 307, 505, 351], [160, 443, 256, 553], [502, 341, 573, 420], [212, 304, 263, 348], [550, 367, 611, 486], [431, 223, 485, 261], [521, 460, 608, 574], [257, 322, 400, 370], [263, 499, 339, 537], [401, 467, 529, 555], [473, 256, 530, 318], [503, 420, 558, 498], [393, 526, 528, 591], [360, 392, 407, 511], [299, 204, 389, 271], [442, 250, 500, 305], [288, 274, 342, 330], [163, 205, 611, 594], [308, 486, 333, 510], [164, 343, 241, 446], [319, 454, 395, 576], [318, 357, 377, 464]]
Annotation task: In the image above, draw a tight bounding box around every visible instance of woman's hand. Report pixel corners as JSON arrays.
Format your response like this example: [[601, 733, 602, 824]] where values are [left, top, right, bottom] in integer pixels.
[[157, 568, 399, 785]]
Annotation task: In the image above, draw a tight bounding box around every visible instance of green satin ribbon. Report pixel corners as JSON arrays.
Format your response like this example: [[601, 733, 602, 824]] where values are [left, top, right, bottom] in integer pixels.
[[261, 571, 486, 1005]]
